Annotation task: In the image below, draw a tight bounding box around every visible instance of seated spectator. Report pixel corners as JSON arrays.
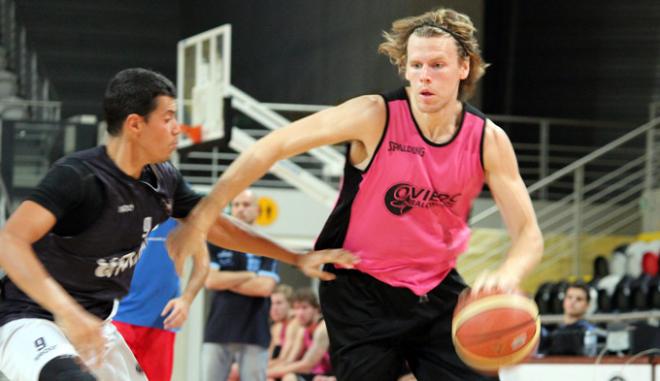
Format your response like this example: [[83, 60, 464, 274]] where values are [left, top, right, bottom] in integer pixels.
[[268, 288, 332, 381], [542, 282, 599, 356], [269, 284, 302, 366], [561, 283, 595, 327]]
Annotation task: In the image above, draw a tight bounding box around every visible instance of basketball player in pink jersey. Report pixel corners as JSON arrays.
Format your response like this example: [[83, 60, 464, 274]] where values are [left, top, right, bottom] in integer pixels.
[[170, 8, 543, 381]]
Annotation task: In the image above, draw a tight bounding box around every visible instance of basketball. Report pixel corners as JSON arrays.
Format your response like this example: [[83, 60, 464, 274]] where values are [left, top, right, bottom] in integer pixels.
[[451, 289, 541, 373]]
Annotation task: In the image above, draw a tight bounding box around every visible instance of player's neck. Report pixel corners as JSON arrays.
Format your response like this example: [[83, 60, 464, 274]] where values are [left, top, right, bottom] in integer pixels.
[[106, 136, 147, 179], [411, 99, 463, 143]]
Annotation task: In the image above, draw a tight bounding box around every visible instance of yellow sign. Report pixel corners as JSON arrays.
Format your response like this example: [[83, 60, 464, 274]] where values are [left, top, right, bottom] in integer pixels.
[[256, 196, 279, 226]]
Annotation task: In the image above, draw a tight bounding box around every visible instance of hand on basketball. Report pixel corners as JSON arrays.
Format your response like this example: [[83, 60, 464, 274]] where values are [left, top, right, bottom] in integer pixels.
[[472, 267, 521, 294], [54, 306, 106, 369], [295, 249, 359, 281], [166, 222, 207, 276], [161, 297, 190, 330]]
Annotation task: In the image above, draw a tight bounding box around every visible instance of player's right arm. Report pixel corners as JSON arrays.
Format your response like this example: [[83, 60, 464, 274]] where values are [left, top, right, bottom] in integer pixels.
[[169, 95, 386, 271], [0, 162, 105, 366], [0, 201, 105, 366]]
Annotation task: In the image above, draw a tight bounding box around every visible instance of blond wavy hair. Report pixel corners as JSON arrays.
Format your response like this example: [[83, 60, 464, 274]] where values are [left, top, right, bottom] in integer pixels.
[[378, 8, 487, 101]]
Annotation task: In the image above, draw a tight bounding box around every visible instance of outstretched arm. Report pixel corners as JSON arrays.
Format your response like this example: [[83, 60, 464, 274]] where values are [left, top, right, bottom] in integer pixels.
[[190, 95, 383, 232], [202, 212, 356, 281], [167, 95, 385, 272], [473, 120, 544, 292]]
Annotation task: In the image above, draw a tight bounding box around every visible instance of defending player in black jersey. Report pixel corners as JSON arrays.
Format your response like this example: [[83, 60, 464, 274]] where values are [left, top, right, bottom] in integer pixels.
[[0, 68, 355, 381]]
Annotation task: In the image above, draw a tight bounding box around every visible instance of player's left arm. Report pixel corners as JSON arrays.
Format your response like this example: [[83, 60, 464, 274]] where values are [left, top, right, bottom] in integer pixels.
[[161, 243, 209, 329], [164, 175, 209, 329], [169, 151, 357, 280], [473, 120, 544, 292], [205, 214, 355, 280]]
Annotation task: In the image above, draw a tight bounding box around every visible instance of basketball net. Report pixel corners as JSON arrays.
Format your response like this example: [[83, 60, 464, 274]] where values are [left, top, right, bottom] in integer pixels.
[[180, 124, 203, 144]]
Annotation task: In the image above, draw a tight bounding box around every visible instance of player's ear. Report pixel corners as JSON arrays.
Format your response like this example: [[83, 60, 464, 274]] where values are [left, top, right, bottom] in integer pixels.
[[124, 113, 144, 136], [459, 57, 470, 80]]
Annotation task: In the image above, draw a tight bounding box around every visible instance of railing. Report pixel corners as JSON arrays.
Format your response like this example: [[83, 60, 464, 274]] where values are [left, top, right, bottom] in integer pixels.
[[177, 86, 344, 205], [180, 149, 339, 186], [647, 101, 660, 198], [0, 0, 57, 104], [228, 87, 344, 178], [0, 99, 61, 121], [460, 115, 659, 280], [179, 126, 339, 206]]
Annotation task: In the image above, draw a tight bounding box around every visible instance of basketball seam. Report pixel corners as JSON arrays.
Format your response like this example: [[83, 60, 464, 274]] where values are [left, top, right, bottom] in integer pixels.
[[456, 317, 539, 341], [452, 318, 540, 371], [452, 295, 539, 332]]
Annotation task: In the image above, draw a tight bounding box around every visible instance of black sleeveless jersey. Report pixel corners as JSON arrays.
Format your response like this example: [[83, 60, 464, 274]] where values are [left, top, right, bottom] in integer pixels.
[[0, 146, 200, 325]]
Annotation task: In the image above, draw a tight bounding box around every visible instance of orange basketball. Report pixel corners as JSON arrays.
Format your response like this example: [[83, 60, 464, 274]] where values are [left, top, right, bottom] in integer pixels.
[[451, 289, 540, 373]]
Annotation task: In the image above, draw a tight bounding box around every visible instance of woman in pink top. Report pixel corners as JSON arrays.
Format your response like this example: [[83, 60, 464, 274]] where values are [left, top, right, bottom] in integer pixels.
[[269, 284, 303, 370], [172, 7, 543, 381]]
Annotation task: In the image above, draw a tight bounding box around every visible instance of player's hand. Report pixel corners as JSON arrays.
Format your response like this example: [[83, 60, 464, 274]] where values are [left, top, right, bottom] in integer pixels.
[[472, 267, 521, 294], [295, 249, 359, 281], [161, 297, 190, 330], [54, 306, 105, 369], [166, 222, 207, 276]]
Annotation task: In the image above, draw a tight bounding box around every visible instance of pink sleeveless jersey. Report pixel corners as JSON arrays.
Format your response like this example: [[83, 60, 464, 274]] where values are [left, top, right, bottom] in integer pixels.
[[315, 88, 486, 295], [303, 321, 332, 375]]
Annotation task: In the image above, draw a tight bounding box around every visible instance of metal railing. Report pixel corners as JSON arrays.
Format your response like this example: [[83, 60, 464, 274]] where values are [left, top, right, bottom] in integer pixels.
[[0, 0, 57, 104], [178, 85, 346, 205], [179, 124, 339, 206], [0, 98, 61, 121], [459, 114, 659, 280], [228, 87, 344, 177]]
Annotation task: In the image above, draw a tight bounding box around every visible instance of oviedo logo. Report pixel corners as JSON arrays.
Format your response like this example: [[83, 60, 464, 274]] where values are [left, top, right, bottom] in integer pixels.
[[384, 183, 461, 216]]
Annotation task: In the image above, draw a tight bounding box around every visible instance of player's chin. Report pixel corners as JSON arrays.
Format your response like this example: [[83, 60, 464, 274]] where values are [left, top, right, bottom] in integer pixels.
[[155, 148, 176, 163]]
